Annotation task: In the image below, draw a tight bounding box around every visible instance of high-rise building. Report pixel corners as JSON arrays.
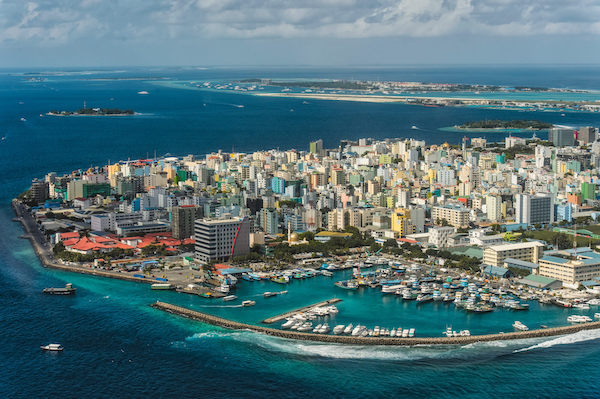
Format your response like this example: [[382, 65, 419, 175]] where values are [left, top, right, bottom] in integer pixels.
[[515, 193, 554, 225], [578, 127, 597, 144], [194, 217, 250, 263], [486, 194, 502, 222], [581, 182, 596, 201], [548, 128, 575, 147], [172, 205, 203, 239], [309, 139, 323, 155], [30, 179, 49, 204]]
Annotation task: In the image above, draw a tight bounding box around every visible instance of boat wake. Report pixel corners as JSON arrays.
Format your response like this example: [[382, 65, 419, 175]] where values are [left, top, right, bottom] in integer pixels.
[[513, 329, 600, 353], [181, 328, 552, 362], [194, 304, 244, 308]]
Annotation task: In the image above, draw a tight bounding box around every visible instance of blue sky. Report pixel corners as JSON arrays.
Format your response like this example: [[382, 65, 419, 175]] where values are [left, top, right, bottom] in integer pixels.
[[1, 0, 599, 67]]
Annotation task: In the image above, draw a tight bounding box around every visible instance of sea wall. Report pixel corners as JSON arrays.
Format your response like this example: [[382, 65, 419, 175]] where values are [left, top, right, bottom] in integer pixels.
[[12, 199, 153, 285], [152, 301, 600, 346]]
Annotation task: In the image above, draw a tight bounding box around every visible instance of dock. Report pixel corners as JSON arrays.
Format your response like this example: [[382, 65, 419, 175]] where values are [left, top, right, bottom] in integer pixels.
[[151, 301, 600, 346], [262, 298, 341, 324]]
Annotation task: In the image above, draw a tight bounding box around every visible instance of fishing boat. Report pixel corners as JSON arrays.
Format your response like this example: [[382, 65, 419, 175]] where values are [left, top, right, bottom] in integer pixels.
[[513, 321, 529, 331], [335, 280, 358, 290], [41, 343, 63, 352], [42, 283, 76, 295], [271, 276, 289, 284], [510, 302, 529, 311], [222, 295, 237, 301], [241, 300, 256, 307], [416, 294, 433, 303]]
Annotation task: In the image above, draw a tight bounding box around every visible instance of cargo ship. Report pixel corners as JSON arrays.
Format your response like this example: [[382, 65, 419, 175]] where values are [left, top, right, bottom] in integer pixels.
[[42, 283, 76, 295]]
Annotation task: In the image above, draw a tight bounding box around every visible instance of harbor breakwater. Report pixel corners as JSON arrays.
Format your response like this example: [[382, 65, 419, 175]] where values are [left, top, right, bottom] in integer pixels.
[[151, 301, 600, 345]]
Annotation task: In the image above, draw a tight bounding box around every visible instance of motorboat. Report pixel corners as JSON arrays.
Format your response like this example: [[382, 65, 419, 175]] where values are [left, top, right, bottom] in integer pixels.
[[402, 329, 409, 338], [281, 319, 296, 329], [222, 295, 237, 301], [513, 321, 529, 331], [263, 292, 277, 298], [312, 324, 323, 333], [41, 343, 63, 351], [343, 324, 353, 334], [567, 315, 592, 323], [588, 298, 600, 306], [408, 328, 415, 338], [297, 322, 313, 332], [574, 303, 590, 310], [333, 325, 345, 335], [241, 300, 256, 307]]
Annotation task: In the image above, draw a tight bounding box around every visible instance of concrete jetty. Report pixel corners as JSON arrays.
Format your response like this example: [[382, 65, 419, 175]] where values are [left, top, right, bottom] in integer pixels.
[[152, 301, 600, 346], [262, 298, 342, 324]]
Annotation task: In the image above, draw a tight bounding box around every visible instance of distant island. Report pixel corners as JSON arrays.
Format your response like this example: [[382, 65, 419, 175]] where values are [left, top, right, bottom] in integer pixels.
[[457, 120, 553, 130], [47, 108, 135, 116]]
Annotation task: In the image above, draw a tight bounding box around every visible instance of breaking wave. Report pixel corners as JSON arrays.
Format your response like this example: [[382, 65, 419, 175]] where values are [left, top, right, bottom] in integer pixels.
[[514, 329, 600, 353]]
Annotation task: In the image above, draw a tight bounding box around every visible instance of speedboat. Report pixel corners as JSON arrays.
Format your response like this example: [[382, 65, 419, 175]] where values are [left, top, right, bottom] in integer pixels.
[[223, 295, 237, 301], [513, 321, 529, 331], [241, 300, 256, 307], [312, 324, 323, 333], [408, 328, 415, 338], [263, 292, 277, 298], [41, 343, 63, 351]]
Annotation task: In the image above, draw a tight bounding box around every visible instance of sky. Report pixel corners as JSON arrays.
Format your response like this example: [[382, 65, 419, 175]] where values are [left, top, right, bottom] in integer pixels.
[[1, 0, 599, 67]]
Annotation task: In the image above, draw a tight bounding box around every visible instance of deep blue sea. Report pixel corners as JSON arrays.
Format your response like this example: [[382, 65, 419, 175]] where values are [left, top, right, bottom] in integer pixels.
[[2, 66, 600, 398]]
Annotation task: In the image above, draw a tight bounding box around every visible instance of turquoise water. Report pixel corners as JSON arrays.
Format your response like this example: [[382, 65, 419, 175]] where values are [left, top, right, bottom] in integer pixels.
[[2, 66, 600, 398]]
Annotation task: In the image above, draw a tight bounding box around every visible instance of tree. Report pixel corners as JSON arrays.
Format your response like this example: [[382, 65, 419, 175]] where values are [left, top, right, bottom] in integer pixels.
[[383, 239, 398, 249], [554, 233, 572, 250]]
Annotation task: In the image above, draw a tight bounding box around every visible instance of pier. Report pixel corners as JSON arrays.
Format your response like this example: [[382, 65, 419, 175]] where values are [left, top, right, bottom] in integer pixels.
[[151, 301, 600, 346], [262, 298, 342, 324]]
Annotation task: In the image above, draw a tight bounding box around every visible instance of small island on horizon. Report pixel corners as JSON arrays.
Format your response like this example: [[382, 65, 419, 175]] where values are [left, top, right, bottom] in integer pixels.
[[456, 120, 554, 130], [47, 107, 135, 116]]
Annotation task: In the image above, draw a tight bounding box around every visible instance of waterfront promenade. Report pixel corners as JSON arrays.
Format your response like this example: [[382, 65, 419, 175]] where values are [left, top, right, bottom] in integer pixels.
[[152, 301, 600, 345], [12, 200, 155, 285]]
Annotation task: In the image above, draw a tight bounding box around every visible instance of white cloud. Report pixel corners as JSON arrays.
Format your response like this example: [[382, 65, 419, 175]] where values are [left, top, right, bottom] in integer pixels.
[[0, 0, 598, 45]]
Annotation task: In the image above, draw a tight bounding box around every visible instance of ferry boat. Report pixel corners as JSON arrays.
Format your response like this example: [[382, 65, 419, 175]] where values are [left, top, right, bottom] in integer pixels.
[[42, 283, 76, 295], [41, 343, 63, 351], [241, 300, 256, 307], [223, 295, 237, 301], [151, 283, 175, 290], [513, 321, 529, 331]]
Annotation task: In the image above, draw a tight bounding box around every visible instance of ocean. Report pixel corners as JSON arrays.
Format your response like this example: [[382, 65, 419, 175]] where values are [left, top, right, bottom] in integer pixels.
[[1, 66, 600, 398]]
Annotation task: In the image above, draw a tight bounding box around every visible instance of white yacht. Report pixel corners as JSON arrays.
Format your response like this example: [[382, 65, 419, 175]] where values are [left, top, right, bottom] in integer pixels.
[[319, 323, 330, 334], [333, 325, 345, 335], [588, 298, 600, 306], [222, 295, 237, 301], [297, 322, 313, 332], [513, 321, 529, 331], [312, 324, 323, 333], [402, 329, 409, 338], [409, 328, 415, 338], [41, 343, 63, 351], [343, 324, 353, 335], [281, 319, 296, 329], [568, 315, 592, 323]]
